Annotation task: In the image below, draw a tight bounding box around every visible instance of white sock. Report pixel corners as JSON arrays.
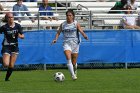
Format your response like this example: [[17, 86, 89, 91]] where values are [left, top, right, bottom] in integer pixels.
[[67, 60, 75, 76]]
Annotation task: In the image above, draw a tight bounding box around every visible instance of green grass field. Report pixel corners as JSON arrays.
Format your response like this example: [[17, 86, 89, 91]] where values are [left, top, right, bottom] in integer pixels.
[[0, 69, 140, 93]]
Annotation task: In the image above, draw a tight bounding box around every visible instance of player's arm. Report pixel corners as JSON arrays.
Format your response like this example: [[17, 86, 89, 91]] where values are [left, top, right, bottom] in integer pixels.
[[18, 33, 24, 39], [77, 23, 88, 40], [0, 26, 4, 34], [18, 24, 24, 39], [52, 24, 62, 44]]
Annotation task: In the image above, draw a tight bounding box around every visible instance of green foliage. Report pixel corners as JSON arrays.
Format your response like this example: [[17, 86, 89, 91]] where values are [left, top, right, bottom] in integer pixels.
[[0, 69, 140, 93], [48, 3, 55, 7]]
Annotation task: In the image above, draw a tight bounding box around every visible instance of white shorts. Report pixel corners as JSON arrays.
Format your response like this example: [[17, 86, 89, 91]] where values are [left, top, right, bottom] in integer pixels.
[[63, 40, 79, 53]]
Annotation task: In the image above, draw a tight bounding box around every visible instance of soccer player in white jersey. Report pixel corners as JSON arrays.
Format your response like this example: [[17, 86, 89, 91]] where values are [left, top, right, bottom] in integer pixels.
[[52, 9, 88, 80]]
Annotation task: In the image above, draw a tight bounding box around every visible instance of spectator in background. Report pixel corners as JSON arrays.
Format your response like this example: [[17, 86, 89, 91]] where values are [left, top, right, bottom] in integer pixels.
[[0, 4, 4, 13], [13, 0, 35, 22], [39, 0, 58, 29], [122, 5, 140, 29], [0, 3, 10, 14], [127, 0, 138, 10], [39, 0, 56, 20], [108, 0, 127, 14], [23, 0, 37, 2], [125, 0, 138, 13]]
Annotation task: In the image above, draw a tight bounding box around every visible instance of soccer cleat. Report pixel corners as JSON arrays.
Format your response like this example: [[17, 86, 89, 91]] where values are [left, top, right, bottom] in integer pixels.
[[5, 78, 10, 81], [74, 70, 77, 77], [72, 75, 77, 80], [73, 65, 77, 77], [73, 63, 77, 77]]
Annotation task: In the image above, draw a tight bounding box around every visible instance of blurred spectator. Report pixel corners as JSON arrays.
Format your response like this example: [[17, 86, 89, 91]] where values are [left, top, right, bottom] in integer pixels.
[[124, 0, 138, 13], [0, 4, 4, 11], [122, 5, 140, 29], [13, 0, 35, 22], [39, 0, 58, 29], [0, 3, 10, 14], [127, 0, 138, 10], [23, 0, 37, 2], [108, 0, 127, 14], [39, 0, 57, 20]]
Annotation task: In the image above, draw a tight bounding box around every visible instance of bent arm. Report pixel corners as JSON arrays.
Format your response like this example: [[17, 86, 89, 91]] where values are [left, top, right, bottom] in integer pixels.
[[18, 33, 24, 39], [54, 24, 62, 40], [77, 23, 88, 40]]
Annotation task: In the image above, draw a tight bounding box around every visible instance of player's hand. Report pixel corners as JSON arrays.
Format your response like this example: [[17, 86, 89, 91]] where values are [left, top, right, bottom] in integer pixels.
[[51, 40, 57, 45], [84, 36, 88, 40]]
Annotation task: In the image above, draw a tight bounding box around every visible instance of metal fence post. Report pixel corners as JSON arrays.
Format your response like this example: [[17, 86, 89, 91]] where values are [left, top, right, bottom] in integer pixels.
[[37, 11, 40, 30], [89, 11, 92, 29], [125, 62, 128, 69], [44, 64, 46, 71]]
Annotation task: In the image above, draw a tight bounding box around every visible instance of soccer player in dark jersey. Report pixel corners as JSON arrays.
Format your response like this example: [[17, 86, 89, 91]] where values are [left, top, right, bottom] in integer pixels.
[[0, 12, 24, 81]]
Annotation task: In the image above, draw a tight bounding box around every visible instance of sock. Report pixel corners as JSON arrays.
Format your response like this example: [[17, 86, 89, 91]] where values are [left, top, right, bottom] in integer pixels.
[[5, 67, 13, 81], [74, 63, 77, 74], [67, 60, 75, 76]]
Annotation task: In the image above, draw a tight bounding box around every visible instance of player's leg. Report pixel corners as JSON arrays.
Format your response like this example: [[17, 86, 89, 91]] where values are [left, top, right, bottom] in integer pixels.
[[1, 46, 11, 67], [71, 53, 78, 77], [2, 54, 10, 67], [5, 53, 18, 81], [64, 50, 75, 79], [63, 42, 77, 80], [71, 42, 79, 78], [5, 45, 19, 81]]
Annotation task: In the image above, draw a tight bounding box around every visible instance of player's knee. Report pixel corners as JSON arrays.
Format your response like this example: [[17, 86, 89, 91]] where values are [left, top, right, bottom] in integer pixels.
[[3, 62, 9, 67], [67, 59, 72, 64]]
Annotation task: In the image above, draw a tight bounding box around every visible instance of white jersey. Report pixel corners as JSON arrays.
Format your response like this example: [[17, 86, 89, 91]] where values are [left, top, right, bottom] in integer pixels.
[[61, 20, 80, 43]]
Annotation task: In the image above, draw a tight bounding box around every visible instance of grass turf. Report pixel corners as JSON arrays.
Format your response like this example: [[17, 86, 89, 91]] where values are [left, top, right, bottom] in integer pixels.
[[0, 69, 140, 93]]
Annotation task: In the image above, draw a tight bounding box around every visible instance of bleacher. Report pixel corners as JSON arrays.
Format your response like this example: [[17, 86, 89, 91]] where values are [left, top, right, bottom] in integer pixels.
[[0, 0, 140, 30], [71, 1, 140, 29]]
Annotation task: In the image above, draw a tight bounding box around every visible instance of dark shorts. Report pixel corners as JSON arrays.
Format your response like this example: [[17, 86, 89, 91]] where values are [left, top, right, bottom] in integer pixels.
[[1, 45, 19, 55]]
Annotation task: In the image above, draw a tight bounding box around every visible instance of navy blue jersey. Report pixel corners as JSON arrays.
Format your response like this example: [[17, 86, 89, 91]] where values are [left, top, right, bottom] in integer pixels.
[[0, 23, 23, 46]]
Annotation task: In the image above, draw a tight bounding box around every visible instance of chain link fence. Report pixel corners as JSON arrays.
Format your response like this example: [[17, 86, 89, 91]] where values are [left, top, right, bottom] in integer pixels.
[[1, 63, 140, 71]]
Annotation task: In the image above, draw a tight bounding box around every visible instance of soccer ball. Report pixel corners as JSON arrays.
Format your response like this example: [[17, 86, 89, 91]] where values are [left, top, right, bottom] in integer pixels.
[[54, 72, 65, 82]]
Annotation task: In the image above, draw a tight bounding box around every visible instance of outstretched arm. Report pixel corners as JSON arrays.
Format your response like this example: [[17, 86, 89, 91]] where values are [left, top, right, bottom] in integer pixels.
[[77, 23, 88, 40]]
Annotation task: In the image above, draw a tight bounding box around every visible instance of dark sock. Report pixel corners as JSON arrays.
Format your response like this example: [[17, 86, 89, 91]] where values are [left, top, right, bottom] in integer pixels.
[[5, 68, 13, 81]]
